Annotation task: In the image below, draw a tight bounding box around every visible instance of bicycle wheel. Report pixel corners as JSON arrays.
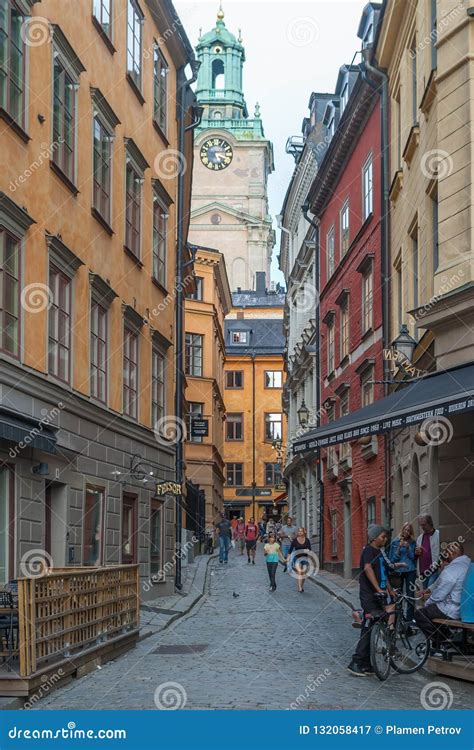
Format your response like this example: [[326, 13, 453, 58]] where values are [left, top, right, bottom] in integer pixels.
[[370, 621, 391, 681], [390, 618, 429, 674]]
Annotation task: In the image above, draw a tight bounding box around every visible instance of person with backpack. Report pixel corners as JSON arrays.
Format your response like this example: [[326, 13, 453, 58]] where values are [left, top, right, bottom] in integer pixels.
[[245, 517, 260, 564]]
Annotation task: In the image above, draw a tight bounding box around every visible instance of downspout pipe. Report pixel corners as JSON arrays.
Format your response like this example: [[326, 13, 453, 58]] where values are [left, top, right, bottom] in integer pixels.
[[174, 61, 200, 590], [302, 204, 324, 563]]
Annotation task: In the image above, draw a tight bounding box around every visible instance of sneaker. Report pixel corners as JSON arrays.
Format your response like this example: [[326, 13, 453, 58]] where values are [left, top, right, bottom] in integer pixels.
[[361, 665, 375, 675], [347, 661, 368, 677], [247, 558, 251, 564]]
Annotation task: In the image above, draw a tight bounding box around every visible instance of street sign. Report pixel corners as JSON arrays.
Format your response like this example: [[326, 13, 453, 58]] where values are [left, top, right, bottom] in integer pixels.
[[191, 418, 209, 437], [235, 488, 272, 497]]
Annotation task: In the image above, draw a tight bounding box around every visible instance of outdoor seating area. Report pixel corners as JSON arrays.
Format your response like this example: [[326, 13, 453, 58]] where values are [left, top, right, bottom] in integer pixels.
[[427, 619, 474, 683], [0, 565, 140, 697]]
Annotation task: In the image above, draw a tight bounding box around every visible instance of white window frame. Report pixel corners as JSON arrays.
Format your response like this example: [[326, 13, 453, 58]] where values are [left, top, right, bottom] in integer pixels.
[[362, 155, 373, 220]]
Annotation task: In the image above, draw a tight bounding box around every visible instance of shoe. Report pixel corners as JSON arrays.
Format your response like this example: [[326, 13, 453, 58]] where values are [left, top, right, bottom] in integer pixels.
[[273, 585, 276, 591], [269, 587, 273, 592], [247, 558, 250, 564], [347, 661, 368, 677], [252, 560, 255, 565], [283, 565, 287, 573], [361, 665, 375, 675], [224, 560, 228, 564]]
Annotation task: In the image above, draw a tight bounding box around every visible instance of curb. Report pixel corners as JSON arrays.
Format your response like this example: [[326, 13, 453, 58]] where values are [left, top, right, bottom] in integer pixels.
[[308, 573, 359, 611]]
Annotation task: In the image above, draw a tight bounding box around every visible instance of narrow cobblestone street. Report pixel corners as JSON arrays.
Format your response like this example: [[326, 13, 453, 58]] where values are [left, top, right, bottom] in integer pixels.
[[34, 551, 473, 711]]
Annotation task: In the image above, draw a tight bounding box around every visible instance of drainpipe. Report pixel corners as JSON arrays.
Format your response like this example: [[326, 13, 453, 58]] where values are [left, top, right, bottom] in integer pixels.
[[251, 354, 256, 520], [302, 204, 324, 564], [360, 48, 392, 530], [174, 61, 201, 591]]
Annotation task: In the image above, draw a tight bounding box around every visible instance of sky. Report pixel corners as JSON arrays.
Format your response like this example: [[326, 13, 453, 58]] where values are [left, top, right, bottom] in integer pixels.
[[174, 0, 369, 284]]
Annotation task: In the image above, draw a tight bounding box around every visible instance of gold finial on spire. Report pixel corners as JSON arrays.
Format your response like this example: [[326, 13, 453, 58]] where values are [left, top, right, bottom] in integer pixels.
[[217, 2, 224, 21]]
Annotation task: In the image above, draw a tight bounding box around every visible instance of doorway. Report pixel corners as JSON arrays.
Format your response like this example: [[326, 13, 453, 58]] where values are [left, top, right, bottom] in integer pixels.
[[341, 480, 352, 578], [45, 482, 67, 567]]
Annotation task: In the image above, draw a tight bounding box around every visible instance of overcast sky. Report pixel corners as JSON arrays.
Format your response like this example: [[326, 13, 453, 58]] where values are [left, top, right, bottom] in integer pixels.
[[174, 0, 368, 284]]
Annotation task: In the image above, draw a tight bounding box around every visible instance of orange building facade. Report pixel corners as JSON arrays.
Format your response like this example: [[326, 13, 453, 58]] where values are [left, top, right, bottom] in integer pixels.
[[184, 247, 232, 532], [0, 0, 196, 597]]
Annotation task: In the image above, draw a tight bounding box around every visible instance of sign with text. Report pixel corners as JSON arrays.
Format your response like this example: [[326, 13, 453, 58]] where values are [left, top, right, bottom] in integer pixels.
[[155, 481, 182, 497], [235, 487, 272, 497], [191, 418, 209, 437]]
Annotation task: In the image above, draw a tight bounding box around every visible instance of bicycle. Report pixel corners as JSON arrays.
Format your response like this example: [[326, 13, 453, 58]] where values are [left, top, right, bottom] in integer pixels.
[[369, 591, 429, 681]]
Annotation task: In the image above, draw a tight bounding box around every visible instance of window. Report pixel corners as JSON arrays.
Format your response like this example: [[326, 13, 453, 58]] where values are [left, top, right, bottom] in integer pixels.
[[226, 463, 243, 486], [331, 510, 337, 557], [0, 228, 20, 356], [326, 226, 335, 278], [125, 160, 142, 258], [326, 404, 336, 469], [83, 486, 104, 566], [264, 371, 282, 389], [231, 330, 248, 344], [363, 156, 373, 220], [265, 413, 282, 442], [188, 276, 203, 301], [225, 370, 243, 389], [362, 267, 373, 333], [339, 391, 350, 461], [93, 0, 112, 37], [395, 89, 401, 169], [153, 47, 168, 132], [151, 347, 165, 425], [327, 320, 335, 374], [150, 500, 164, 581], [410, 36, 417, 124], [431, 189, 439, 272], [185, 333, 203, 376], [361, 368, 374, 407], [52, 57, 76, 183], [48, 267, 71, 382], [0, 0, 25, 126], [226, 413, 243, 441], [367, 497, 376, 528], [395, 256, 403, 331], [340, 200, 349, 256], [340, 300, 349, 360], [152, 195, 167, 286], [93, 116, 112, 224], [123, 326, 138, 419], [430, 0, 437, 70], [90, 302, 107, 402], [122, 494, 137, 564], [127, 0, 143, 90], [328, 116, 335, 137], [265, 463, 281, 486], [340, 81, 348, 114], [0, 467, 14, 585], [411, 224, 419, 310], [187, 401, 204, 444]]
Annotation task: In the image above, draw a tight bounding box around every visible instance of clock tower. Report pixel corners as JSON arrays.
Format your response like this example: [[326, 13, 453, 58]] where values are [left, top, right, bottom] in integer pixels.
[[188, 6, 275, 291]]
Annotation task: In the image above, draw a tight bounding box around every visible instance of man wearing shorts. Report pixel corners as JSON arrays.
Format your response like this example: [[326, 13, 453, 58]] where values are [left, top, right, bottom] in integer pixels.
[[245, 517, 259, 564]]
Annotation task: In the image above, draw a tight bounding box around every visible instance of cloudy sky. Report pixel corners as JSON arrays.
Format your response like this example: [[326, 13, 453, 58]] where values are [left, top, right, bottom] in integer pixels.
[[174, 0, 368, 284]]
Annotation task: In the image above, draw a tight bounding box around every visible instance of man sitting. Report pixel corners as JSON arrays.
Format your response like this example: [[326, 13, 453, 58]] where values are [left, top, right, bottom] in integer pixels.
[[414, 542, 471, 649]]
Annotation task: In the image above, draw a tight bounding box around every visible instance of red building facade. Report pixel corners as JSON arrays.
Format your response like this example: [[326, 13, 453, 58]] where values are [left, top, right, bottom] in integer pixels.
[[308, 74, 387, 577]]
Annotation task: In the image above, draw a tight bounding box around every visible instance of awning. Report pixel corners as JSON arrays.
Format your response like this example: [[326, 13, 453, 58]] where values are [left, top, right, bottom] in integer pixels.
[[0, 408, 57, 454], [293, 363, 474, 455]]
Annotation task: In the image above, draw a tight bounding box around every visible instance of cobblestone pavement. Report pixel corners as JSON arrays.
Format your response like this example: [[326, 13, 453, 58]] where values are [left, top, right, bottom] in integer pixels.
[[34, 550, 473, 710]]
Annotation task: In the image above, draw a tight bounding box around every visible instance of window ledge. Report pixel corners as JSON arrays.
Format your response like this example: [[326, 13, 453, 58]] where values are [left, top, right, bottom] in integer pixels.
[[402, 124, 420, 166], [327, 463, 338, 480], [126, 73, 145, 105], [0, 108, 30, 143], [91, 15, 116, 54], [389, 169, 403, 204], [340, 455, 352, 472], [420, 70, 437, 116], [360, 436, 378, 460], [327, 370, 336, 382], [360, 327, 374, 342], [339, 354, 350, 369], [124, 245, 143, 267], [153, 119, 170, 146], [151, 277, 168, 295], [50, 161, 79, 196], [92, 207, 113, 235]]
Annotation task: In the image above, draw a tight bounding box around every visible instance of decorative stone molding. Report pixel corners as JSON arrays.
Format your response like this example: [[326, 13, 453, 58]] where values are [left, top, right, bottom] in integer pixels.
[[46, 233, 84, 278], [0, 192, 36, 234], [89, 272, 118, 308], [125, 138, 150, 174], [90, 88, 121, 131], [51, 25, 86, 81]]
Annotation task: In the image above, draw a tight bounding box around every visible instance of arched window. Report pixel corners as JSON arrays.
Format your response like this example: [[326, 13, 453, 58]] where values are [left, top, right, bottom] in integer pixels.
[[212, 59, 225, 90]]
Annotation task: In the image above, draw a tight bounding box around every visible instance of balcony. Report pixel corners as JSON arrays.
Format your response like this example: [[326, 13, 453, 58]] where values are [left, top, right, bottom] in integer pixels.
[[0, 565, 140, 697]]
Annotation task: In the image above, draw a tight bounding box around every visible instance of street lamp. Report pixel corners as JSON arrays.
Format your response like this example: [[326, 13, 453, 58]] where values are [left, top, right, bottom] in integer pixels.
[[297, 399, 310, 427], [392, 324, 417, 363]]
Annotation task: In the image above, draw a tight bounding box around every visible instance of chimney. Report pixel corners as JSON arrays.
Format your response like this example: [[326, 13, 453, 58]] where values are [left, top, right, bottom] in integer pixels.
[[255, 272, 266, 294]]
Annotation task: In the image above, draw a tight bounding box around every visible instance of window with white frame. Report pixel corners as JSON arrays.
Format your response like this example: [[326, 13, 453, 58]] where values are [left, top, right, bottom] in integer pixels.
[[361, 367, 374, 407], [367, 496, 376, 528], [93, 0, 112, 38], [152, 191, 167, 287], [362, 155, 373, 220], [264, 371, 282, 389], [327, 318, 335, 374], [326, 225, 335, 279], [185, 333, 203, 376], [231, 330, 248, 345], [0, 0, 26, 127], [340, 200, 349, 255], [340, 299, 349, 360], [362, 266, 373, 333], [151, 347, 165, 425], [127, 0, 143, 90], [153, 46, 168, 132], [339, 391, 350, 461]]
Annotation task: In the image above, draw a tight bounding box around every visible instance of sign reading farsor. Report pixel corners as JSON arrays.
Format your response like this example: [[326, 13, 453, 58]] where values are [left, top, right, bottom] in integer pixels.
[[155, 481, 182, 496]]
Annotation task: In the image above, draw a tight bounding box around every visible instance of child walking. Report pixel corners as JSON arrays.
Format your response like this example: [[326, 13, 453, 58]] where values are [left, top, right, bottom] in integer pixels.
[[263, 532, 286, 592]]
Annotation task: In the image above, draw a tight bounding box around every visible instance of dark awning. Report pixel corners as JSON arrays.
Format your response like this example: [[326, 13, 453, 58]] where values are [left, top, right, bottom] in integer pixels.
[[0, 408, 57, 454], [293, 363, 474, 455]]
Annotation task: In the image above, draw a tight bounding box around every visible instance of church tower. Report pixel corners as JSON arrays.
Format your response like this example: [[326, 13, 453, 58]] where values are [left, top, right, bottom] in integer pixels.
[[188, 6, 275, 291]]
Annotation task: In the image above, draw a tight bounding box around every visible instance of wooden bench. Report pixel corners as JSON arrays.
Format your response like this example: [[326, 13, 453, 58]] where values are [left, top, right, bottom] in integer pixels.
[[428, 618, 474, 682]]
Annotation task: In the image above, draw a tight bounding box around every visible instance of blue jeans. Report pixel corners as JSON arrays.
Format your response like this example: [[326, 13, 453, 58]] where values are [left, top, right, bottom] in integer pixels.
[[281, 542, 291, 567], [219, 535, 230, 562], [424, 570, 439, 589], [400, 570, 417, 620]]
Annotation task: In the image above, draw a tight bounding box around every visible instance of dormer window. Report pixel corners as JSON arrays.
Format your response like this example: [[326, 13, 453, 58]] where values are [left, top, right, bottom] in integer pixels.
[[232, 331, 248, 344], [328, 117, 335, 136], [340, 81, 348, 114], [364, 23, 373, 46]]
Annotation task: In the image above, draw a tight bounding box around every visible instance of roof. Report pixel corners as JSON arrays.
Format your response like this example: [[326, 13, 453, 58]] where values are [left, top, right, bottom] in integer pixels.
[[225, 319, 285, 355], [293, 362, 474, 454]]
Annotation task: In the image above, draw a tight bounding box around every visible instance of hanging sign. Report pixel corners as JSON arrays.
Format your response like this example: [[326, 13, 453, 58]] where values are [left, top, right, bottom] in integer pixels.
[[155, 481, 182, 496]]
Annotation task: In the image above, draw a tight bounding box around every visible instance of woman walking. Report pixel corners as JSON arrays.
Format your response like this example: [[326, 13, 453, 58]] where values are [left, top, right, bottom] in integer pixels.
[[235, 517, 246, 556], [288, 527, 312, 592], [388, 522, 417, 620], [263, 532, 286, 592]]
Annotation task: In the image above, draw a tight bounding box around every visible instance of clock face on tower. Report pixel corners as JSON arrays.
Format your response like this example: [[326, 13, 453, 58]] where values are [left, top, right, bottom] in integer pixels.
[[200, 137, 233, 171]]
